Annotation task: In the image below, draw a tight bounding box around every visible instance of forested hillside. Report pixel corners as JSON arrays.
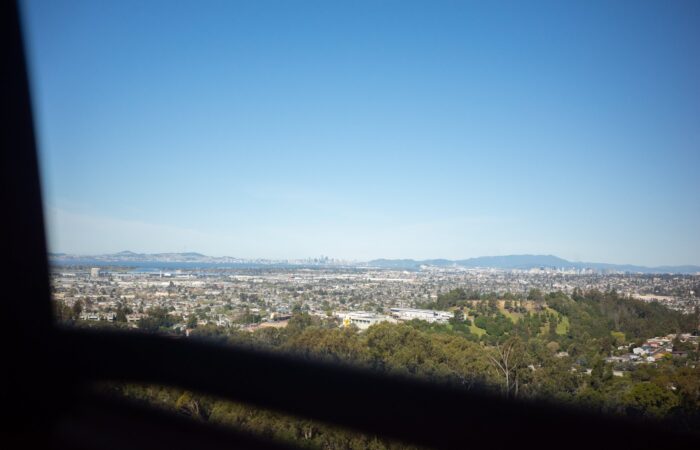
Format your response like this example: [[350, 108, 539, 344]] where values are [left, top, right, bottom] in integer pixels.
[[81, 289, 700, 447]]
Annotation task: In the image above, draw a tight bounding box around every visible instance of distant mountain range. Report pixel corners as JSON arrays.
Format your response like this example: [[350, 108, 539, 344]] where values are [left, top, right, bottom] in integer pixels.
[[49, 251, 244, 264], [366, 255, 700, 274], [48, 251, 346, 267], [48, 252, 700, 274]]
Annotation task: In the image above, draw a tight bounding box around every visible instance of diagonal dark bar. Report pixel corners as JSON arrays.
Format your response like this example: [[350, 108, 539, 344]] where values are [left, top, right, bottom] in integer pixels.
[[56, 328, 698, 449]]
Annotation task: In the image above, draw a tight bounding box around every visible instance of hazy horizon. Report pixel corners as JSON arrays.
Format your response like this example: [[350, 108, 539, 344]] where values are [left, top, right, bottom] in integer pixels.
[[48, 249, 700, 269], [22, 1, 700, 267]]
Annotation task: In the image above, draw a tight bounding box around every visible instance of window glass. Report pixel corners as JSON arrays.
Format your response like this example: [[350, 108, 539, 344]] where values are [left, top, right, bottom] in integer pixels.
[[21, 0, 700, 440]]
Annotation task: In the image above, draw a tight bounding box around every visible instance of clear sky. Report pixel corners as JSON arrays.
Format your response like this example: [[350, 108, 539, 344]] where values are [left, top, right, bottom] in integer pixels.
[[20, 0, 700, 265]]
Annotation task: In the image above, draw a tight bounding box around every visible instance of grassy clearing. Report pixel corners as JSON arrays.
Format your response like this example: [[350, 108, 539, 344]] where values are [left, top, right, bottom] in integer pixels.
[[556, 315, 570, 335], [469, 322, 486, 336], [544, 307, 570, 335], [500, 308, 523, 323]]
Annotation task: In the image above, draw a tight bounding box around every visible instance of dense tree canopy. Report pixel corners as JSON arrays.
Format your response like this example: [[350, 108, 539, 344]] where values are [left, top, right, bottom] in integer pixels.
[[74, 288, 699, 446]]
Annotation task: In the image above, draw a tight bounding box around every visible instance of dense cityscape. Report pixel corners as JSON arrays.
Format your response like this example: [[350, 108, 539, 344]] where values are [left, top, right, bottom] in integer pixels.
[[51, 263, 700, 329], [49, 260, 700, 446]]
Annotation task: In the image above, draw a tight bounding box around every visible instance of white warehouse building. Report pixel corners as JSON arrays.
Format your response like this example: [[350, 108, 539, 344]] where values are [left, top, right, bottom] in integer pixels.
[[390, 308, 452, 324], [339, 312, 396, 330]]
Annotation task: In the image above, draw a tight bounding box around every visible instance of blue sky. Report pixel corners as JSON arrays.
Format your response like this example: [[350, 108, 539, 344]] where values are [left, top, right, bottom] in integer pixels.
[[20, 0, 700, 265]]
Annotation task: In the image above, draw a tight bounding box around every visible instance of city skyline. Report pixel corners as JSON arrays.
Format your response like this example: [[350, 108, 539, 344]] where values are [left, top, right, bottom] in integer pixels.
[[21, 1, 700, 266], [47, 249, 700, 274]]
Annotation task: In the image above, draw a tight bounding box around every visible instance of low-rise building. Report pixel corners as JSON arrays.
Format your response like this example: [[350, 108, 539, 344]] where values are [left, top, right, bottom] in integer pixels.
[[340, 312, 395, 330], [390, 307, 452, 324]]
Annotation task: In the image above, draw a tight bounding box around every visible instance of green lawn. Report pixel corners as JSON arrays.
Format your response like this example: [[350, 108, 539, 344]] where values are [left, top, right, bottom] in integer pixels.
[[556, 315, 570, 335], [469, 322, 486, 337], [501, 308, 523, 323], [544, 307, 570, 335]]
